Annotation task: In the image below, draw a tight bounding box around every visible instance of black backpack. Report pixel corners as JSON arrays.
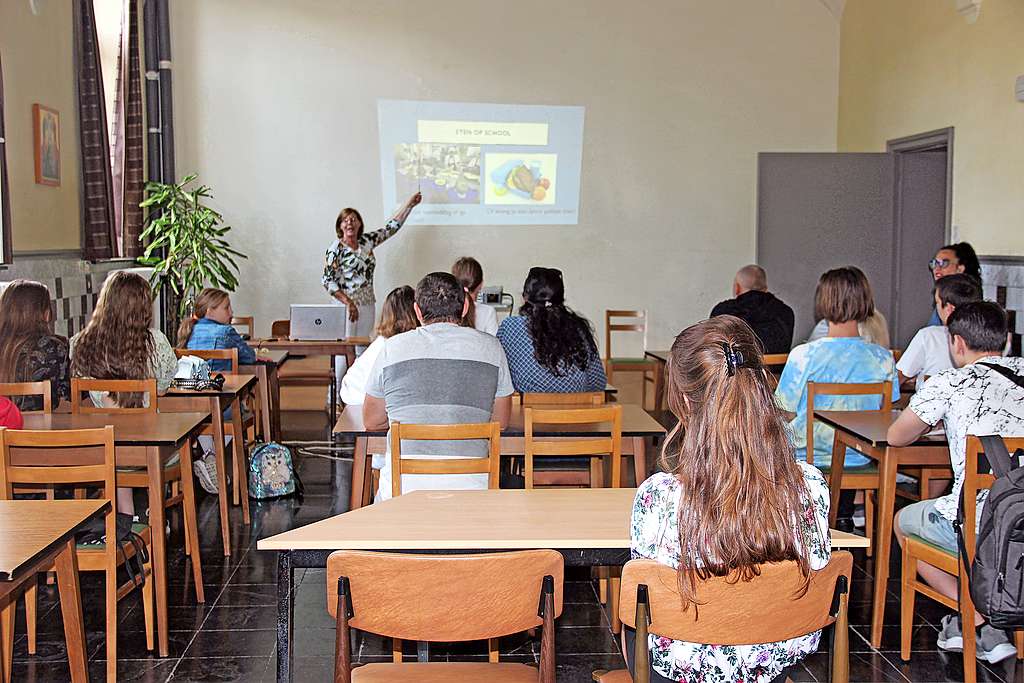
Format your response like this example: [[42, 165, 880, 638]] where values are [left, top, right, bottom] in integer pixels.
[[957, 362, 1024, 629]]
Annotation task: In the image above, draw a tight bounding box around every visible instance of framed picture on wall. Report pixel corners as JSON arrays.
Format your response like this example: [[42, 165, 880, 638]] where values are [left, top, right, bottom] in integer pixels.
[[32, 103, 60, 186]]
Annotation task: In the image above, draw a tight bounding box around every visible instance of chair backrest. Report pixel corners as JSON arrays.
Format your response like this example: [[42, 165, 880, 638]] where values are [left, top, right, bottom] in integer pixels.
[[961, 436, 1024, 564], [0, 380, 52, 414], [271, 319, 290, 338], [0, 426, 119, 561], [521, 391, 605, 406], [891, 348, 904, 362], [231, 316, 254, 338], [175, 347, 239, 374], [805, 381, 892, 463], [326, 549, 564, 641], [605, 309, 648, 361], [762, 353, 789, 368], [619, 552, 852, 644], [71, 377, 158, 414], [524, 405, 623, 488], [389, 421, 501, 498]]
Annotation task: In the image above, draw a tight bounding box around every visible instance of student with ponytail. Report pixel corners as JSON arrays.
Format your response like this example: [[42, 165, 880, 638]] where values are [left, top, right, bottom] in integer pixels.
[[451, 256, 498, 335], [629, 315, 830, 682], [178, 288, 256, 371], [496, 267, 605, 393]]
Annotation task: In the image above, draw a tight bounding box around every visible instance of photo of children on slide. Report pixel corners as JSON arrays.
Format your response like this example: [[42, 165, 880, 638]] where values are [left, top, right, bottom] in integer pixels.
[[395, 142, 481, 204]]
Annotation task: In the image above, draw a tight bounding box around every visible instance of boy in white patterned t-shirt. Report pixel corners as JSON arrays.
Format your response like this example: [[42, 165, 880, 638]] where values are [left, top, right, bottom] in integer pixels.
[[888, 301, 1024, 663]]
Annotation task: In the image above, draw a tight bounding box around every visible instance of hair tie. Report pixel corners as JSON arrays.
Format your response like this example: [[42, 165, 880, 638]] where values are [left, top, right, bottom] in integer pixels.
[[719, 342, 745, 376], [544, 301, 552, 307]]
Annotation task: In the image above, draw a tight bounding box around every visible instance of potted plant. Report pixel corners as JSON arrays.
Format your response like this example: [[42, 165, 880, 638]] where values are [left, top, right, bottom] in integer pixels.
[[138, 174, 246, 333]]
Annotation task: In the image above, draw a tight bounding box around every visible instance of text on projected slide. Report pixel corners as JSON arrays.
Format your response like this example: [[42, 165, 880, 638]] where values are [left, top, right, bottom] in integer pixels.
[[378, 100, 584, 226]]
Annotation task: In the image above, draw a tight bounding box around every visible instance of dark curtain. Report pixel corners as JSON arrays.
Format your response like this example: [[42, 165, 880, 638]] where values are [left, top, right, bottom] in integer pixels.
[[110, 0, 144, 258], [0, 53, 12, 263], [74, 0, 117, 261]]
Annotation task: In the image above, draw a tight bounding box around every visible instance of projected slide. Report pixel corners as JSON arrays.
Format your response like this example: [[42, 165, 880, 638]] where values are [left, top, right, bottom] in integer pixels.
[[378, 100, 584, 226]]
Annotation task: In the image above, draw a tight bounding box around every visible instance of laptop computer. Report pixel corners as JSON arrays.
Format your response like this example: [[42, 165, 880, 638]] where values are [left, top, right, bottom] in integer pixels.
[[289, 304, 346, 340]]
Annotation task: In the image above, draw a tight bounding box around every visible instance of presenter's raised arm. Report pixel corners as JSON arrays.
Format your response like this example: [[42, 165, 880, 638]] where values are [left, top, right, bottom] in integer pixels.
[[366, 192, 422, 248], [392, 191, 422, 225]]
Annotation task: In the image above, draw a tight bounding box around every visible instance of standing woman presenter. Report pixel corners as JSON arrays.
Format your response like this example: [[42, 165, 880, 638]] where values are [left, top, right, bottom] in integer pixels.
[[322, 192, 422, 383]]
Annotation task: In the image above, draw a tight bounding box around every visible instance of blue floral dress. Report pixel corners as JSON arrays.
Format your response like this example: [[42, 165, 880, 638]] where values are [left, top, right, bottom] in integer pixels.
[[630, 462, 832, 682]]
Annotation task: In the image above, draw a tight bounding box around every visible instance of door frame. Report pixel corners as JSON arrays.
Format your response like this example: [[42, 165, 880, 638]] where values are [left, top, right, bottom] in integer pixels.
[[887, 127, 954, 241]]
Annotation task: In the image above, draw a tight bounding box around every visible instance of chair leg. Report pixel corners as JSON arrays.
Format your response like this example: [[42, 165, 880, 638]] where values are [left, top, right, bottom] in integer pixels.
[[918, 470, 931, 502], [900, 541, 916, 661], [25, 581, 37, 655], [961, 575, 977, 683], [832, 591, 850, 683], [865, 491, 875, 558], [596, 566, 608, 604], [609, 570, 622, 635], [590, 457, 605, 489], [142, 555, 155, 652], [179, 447, 205, 604], [105, 570, 118, 683], [1015, 630, 1024, 659], [1, 599, 14, 683]]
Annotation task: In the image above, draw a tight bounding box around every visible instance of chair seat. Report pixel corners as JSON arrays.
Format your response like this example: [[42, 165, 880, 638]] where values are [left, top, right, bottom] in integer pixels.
[[593, 669, 632, 683], [907, 533, 956, 558], [608, 357, 656, 365], [352, 662, 539, 682]]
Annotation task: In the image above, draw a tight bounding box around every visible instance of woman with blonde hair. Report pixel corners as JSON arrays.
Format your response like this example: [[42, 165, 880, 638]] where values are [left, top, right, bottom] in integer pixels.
[[339, 285, 419, 406], [177, 287, 256, 371], [0, 279, 70, 410], [629, 315, 830, 682]]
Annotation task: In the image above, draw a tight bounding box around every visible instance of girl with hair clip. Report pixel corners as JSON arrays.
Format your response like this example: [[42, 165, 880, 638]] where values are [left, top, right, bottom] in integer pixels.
[[339, 285, 419, 406], [629, 315, 831, 683], [177, 287, 256, 371], [452, 256, 498, 335], [0, 279, 71, 410], [496, 267, 605, 393]]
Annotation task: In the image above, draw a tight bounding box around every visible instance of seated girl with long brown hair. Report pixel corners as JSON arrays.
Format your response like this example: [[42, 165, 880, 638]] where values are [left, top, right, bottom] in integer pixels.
[[629, 315, 830, 682], [0, 280, 71, 410]]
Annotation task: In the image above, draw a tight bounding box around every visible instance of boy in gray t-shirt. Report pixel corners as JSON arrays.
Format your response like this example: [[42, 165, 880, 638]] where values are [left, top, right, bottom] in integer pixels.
[[364, 272, 513, 501]]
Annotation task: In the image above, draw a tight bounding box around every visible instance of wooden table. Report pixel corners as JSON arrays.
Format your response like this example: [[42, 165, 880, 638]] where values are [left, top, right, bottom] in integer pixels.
[[814, 409, 950, 648], [239, 349, 290, 441], [0, 500, 107, 683], [644, 350, 669, 412], [19, 412, 208, 658], [161, 374, 260, 555], [334, 403, 667, 510], [258, 487, 868, 683], [252, 337, 369, 420]]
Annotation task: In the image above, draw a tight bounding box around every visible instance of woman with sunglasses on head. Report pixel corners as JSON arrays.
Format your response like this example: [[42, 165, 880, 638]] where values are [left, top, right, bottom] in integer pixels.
[[927, 242, 982, 325], [629, 315, 830, 682]]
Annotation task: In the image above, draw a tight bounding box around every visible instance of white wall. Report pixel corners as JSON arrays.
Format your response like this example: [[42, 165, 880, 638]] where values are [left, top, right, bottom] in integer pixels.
[[170, 0, 839, 348]]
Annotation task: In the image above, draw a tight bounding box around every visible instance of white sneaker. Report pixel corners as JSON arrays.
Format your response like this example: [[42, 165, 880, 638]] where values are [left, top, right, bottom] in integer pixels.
[[977, 623, 1017, 664], [193, 453, 219, 495], [937, 614, 963, 651]]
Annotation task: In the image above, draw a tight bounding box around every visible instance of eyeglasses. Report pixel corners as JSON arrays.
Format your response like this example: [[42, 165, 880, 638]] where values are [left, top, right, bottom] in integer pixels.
[[929, 258, 953, 270]]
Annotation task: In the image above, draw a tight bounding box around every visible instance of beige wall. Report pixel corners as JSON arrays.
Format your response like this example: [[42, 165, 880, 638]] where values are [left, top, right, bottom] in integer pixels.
[[0, 0, 82, 252], [839, 0, 1024, 255], [171, 0, 839, 347]]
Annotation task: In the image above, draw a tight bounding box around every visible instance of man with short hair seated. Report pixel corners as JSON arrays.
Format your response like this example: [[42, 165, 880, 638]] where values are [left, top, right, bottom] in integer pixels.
[[363, 271, 513, 501], [710, 264, 794, 354]]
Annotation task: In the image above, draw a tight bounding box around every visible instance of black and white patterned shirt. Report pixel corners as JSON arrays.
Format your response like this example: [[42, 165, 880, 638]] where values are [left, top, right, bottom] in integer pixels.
[[321, 219, 402, 306], [908, 356, 1024, 522]]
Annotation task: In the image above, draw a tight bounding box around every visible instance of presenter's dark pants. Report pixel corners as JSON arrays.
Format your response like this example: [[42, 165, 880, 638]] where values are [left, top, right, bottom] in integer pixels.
[[624, 627, 796, 682]]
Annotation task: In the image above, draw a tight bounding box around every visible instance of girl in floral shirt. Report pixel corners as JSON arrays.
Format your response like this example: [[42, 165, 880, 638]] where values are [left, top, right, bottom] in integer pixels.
[[630, 315, 831, 682]]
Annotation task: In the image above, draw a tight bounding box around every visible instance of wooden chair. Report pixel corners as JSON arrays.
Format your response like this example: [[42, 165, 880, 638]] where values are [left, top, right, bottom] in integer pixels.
[[175, 347, 239, 374], [521, 391, 605, 406], [524, 405, 623, 489], [901, 436, 1024, 683], [807, 381, 892, 553], [0, 381, 53, 414], [230, 315, 254, 339], [0, 426, 155, 683], [604, 310, 660, 410], [593, 552, 853, 683], [69, 377, 204, 601], [389, 422, 501, 498], [762, 353, 789, 368], [271, 319, 290, 338], [327, 549, 563, 681]]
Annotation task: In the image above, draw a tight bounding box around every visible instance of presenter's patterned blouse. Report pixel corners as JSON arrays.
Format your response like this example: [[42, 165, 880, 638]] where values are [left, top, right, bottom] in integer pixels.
[[631, 463, 831, 683], [322, 219, 403, 306]]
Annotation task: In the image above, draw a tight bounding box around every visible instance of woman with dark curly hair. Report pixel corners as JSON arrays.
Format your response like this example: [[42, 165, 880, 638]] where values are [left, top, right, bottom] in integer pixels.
[[927, 241, 982, 325], [496, 267, 606, 393]]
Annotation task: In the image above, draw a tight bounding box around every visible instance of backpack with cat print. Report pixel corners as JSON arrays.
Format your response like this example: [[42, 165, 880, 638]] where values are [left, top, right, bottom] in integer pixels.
[[248, 442, 303, 499]]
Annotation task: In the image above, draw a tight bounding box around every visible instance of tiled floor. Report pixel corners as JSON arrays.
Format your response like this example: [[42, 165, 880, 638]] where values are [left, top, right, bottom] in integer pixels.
[[8, 410, 1024, 681]]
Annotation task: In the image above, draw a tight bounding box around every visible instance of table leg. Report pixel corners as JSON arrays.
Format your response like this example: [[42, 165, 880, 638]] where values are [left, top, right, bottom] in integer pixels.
[[231, 397, 252, 524], [54, 538, 88, 683], [0, 596, 11, 683], [329, 353, 337, 422], [269, 364, 282, 441], [870, 445, 899, 648], [147, 446, 170, 656], [828, 433, 847, 528], [653, 361, 665, 413], [257, 366, 273, 442], [276, 551, 294, 683], [177, 444, 205, 604], [210, 397, 232, 557], [350, 437, 368, 511], [632, 437, 647, 487]]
